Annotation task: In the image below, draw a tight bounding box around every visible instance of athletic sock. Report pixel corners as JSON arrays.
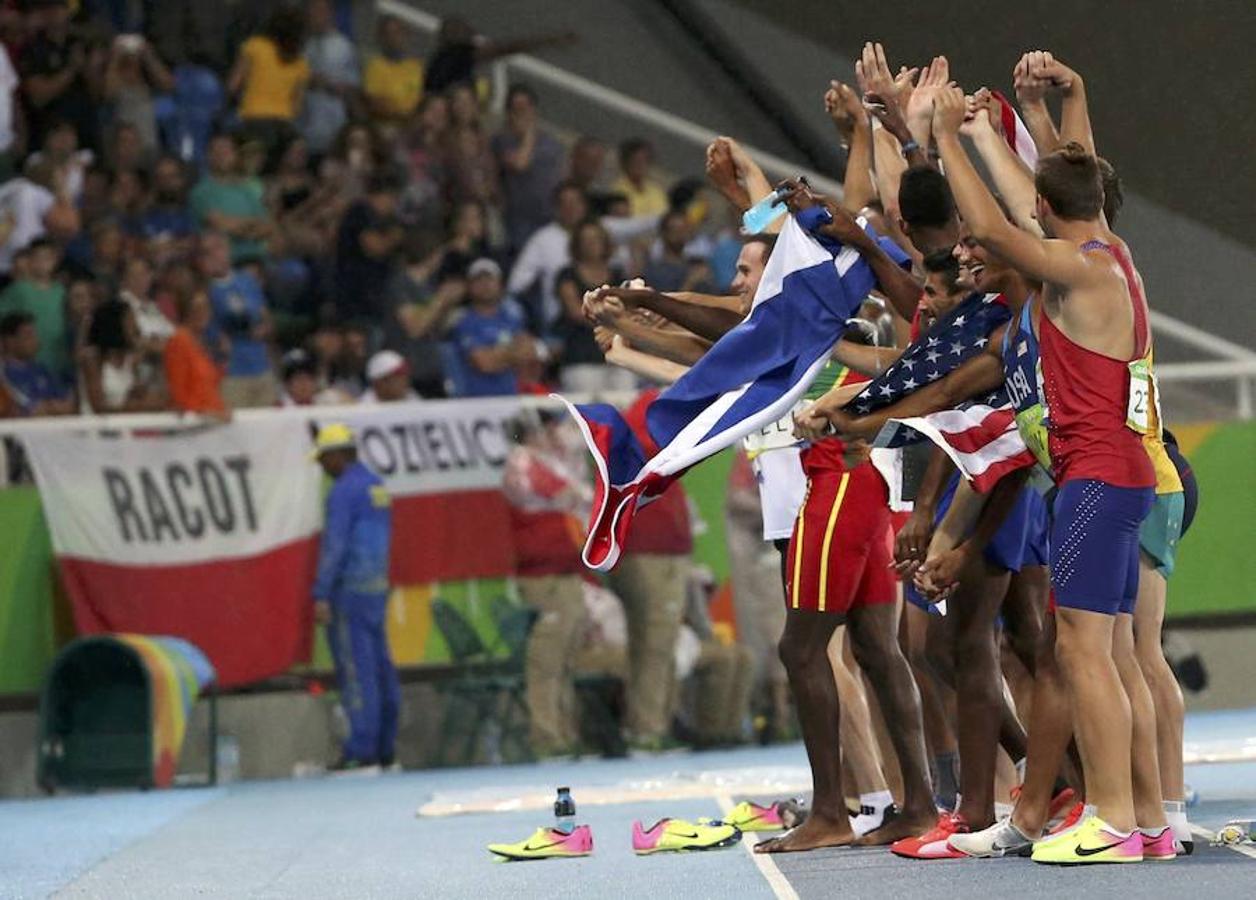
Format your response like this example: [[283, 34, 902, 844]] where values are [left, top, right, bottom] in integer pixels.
[[1164, 800, 1192, 846], [861, 790, 894, 813], [934, 752, 959, 810], [1139, 825, 1170, 838]]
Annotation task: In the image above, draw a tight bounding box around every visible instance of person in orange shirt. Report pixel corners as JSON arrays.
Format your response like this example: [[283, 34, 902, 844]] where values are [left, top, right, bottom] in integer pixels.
[[164, 283, 228, 418]]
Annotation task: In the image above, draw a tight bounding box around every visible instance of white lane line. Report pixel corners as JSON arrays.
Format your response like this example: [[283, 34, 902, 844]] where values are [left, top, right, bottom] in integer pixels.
[[715, 792, 800, 900], [1190, 824, 1256, 860]]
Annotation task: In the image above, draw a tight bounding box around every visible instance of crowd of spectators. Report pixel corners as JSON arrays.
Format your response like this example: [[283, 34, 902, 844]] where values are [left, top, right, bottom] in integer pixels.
[[0, 0, 738, 421]]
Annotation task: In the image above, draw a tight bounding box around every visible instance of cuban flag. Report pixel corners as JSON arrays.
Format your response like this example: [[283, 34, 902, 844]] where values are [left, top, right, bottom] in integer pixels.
[[559, 212, 909, 571], [849, 292, 1036, 491]]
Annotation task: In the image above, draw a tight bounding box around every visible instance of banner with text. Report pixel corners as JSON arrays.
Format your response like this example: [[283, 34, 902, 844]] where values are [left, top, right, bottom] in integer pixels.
[[23, 398, 523, 686]]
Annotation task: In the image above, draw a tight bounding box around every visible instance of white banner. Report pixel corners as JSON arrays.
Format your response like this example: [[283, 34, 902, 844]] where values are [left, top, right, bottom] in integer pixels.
[[24, 417, 321, 565]]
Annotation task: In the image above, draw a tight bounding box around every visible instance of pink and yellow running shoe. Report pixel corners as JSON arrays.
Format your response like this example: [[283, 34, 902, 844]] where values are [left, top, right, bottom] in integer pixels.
[[719, 801, 787, 833], [487, 825, 593, 860], [632, 818, 742, 854], [1140, 826, 1177, 861], [1031, 815, 1143, 865]]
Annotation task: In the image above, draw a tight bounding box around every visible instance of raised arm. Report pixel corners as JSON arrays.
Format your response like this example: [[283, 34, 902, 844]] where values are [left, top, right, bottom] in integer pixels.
[[964, 90, 1043, 236], [824, 81, 876, 213], [1028, 51, 1094, 155], [858, 43, 929, 169], [932, 87, 1098, 288], [1013, 53, 1060, 155]]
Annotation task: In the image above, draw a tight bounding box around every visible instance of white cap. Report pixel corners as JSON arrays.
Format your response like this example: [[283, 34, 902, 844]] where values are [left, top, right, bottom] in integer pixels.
[[467, 257, 502, 280], [366, 349, 407, 382]]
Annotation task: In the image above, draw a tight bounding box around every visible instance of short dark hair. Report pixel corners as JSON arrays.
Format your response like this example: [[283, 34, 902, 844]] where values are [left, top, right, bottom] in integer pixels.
[[922, 248, 962, 294], [619, 137, 653, 166], [87, 300, 133, 352], [742, 234, 777, 259], [506, 83, 537, 107], [1035, 142, 1104, 221], [899, 166, 955, 230], [0, 311, 34, 337], [1097, 157, 1123, 226], [553, 179, 587, 203]]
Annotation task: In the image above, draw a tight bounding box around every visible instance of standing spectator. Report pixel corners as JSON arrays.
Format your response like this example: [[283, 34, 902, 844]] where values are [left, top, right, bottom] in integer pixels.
[[443, 83, 497, 208], [643, 210, 712, 293], [359, 349, 417, 404], [21, 0, 104, 153], [424, 16, 576, 95], [334, 169, 403, 328], [492, 84, 564, 251], [163, 282, 225, 416], [396, 95, 449, 230], [197, 231, 277, 408], [300, 0, 360, 157], [568, 136, 611, 206], [228, 5, 309, 166], [386, 240, 467, 399], [139, 155, 196, 266], [77, 298, 165, 413], [502, 410, 592, 757], [612, 138, 668, 218], [363, 15, 423, 130], [310, 422, 400, 772], [554, 219, 632, 392], [118, 256, 174, 350], [190, 133, 273, 264], [102, 32, 174, 160], [0, 310, 74, 415], [0, 238, 68, 378], [450, 258, 540, 397]]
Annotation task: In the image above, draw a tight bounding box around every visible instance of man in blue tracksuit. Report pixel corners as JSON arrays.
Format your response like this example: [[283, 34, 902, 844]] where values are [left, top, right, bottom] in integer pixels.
[[311, 423, 400, 770]]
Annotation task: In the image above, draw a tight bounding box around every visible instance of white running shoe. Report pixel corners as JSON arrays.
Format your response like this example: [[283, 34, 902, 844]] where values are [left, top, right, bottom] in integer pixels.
[[947, 816, 1033, 858]]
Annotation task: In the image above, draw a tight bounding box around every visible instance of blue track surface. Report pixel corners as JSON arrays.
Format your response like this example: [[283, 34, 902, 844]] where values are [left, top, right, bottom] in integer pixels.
[[2, 711, 1254, 899]]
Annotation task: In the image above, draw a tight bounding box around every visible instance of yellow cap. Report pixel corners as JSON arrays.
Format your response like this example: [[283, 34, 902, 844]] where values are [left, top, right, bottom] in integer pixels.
[[310, 422, 355, 459]]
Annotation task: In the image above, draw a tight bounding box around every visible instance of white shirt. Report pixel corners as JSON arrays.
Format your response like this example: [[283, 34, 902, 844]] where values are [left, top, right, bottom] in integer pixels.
[[0, 45, 16, 154], [0, 179, 54, 274]]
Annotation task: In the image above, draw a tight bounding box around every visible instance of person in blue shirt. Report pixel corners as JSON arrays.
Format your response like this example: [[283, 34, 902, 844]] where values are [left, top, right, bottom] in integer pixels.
[[0, 311, 74, 415], [450, 257, 544, 396], [311, 422, 400, 771], [197, 231, 278, 408]]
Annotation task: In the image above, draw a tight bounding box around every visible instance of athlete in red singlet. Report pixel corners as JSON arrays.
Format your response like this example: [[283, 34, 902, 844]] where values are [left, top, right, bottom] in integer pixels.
[[934, 86, 1160, 865]]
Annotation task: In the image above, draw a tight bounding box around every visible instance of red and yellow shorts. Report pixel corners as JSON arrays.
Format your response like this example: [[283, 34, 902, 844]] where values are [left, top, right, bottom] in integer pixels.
[[785, 461, 895, 615]]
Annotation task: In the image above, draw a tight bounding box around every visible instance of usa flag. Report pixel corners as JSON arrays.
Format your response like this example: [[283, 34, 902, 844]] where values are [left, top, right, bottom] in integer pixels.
[[850, 291, 1037, 491], [559, 213, 910, 571]]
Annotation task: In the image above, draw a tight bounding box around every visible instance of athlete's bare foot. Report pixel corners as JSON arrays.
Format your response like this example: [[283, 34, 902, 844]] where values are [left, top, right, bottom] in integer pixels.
[[754, 814, 854, 854], [853, 806, 937, 846]]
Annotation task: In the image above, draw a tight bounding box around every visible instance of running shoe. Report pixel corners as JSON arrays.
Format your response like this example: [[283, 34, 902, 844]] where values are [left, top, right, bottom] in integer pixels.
[[1140, 826, 1177, 861], [1046, 800, 1086, 836], [487, 825, 593, 860], [948, 816, 1033, 858], [1031, 815, 1143, 865], [890, 811, 970, 859], [632, 818, 742, 854], [717, 801, 786, 833]]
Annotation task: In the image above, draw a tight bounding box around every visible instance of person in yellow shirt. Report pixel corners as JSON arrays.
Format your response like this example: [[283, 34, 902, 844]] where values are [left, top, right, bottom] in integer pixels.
[[228, 6, 309, 169], [364, 15, 424, 128], [612, 138, 669, 218]]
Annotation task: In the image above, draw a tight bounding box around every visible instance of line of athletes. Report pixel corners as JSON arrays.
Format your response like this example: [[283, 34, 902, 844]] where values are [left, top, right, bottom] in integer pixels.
[[582, 45, 1199, 865]]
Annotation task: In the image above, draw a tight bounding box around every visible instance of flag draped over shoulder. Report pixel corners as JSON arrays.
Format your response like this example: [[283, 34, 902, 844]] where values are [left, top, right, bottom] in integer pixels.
[[848, 291, 1035, 491], [560, 213, 908, 571]]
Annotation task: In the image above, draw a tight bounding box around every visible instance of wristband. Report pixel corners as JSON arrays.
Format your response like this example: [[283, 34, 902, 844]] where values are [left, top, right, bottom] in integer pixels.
[[900, 139, 920, 156]]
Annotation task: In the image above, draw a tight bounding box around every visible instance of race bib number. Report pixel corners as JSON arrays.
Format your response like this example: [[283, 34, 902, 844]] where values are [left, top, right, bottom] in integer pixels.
[[1126, 359, 1154, 434], [742, 402, 805, 456]]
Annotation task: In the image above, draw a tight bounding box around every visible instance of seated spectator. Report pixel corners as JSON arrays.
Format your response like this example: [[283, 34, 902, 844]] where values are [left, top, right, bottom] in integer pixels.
[[78, 298, 165, 413], [197, 231, 277, 408], [304, 325, 360, 402], [301, 0, 361, 157], [0, 311, 74, 415], [163, 283, 226, 416], [612, 138, 668, 218], [554, 219, 635, 392], [26, 119, 92, 203], [334, 169, 404, 328], [0, 238, 68, 379], [0, 159, 78, 279], [568, 136, 612, 208], [359, 349, 418, 404], [279, 348, 330, 406], [424, 16, 576, 95], [507, 181, 654, 335], [103, 34, 174, 161], [451, 258, 541, 397], [106, 122, 153, 177], [643, 210, 713, 293], [363, 15, 423, 129], [444, 83, 498, 208], [21, 0, 104, 154], [190, 133, 273, 264], [386, 241, 463, 400], [492, 84, 564, 251], [140, 156, 197, 266], [228, 5, 309, 167], [119, 256, 175, 351]]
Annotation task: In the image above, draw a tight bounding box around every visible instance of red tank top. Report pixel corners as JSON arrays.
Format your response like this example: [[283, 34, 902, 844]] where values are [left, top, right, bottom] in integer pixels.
[[1038, 240, 1155, 488]]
